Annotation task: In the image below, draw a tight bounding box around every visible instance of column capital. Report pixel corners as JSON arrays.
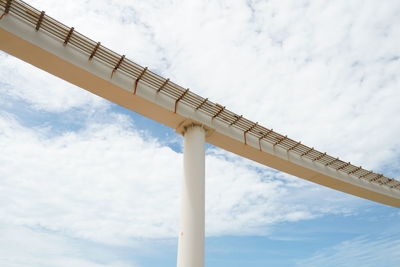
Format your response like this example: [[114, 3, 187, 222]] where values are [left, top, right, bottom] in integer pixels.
[[175, 119, 214, 137]]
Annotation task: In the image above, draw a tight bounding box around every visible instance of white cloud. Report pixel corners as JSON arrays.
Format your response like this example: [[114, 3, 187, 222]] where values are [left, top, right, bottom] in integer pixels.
[[0, 53, 106, 112], [0, 112, 364, 247], [297, 234, 400, 267], [0, 112, 181, 244], [0, 224, 137, 267]]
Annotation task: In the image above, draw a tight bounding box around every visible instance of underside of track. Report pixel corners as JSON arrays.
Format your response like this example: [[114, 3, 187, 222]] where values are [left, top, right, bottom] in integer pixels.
[[1, 0, 399, 207]]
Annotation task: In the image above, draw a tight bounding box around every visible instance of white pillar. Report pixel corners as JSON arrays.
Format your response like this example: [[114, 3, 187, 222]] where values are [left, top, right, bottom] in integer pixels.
[[177, 125, 206, 267]]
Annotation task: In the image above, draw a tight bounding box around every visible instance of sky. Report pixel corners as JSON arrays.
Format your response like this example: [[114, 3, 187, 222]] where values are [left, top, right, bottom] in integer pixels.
[[0, 0, 399, 266]]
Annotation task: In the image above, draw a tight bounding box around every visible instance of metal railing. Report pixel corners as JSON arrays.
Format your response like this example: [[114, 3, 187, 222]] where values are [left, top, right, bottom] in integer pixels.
[[1, 0, 399, 190]]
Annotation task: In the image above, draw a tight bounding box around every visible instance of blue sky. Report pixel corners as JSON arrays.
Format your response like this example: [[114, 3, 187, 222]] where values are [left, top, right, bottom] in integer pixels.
[[0, 0, 400, 266]]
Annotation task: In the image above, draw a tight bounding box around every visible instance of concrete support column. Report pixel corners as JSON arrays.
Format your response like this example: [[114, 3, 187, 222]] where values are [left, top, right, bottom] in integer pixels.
[[177, 125, 206, 267]]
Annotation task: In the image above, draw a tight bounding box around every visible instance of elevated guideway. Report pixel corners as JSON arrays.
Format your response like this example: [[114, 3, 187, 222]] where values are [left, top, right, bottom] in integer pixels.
[[1, 0, 399, 208]]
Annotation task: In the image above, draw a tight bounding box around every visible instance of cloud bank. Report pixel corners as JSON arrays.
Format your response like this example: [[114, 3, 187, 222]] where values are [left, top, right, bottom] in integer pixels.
[[0, 111, 363, 245]]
